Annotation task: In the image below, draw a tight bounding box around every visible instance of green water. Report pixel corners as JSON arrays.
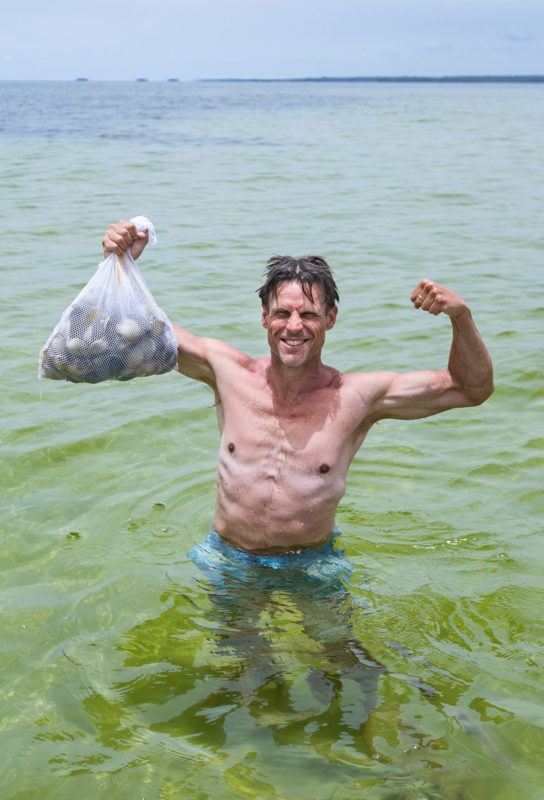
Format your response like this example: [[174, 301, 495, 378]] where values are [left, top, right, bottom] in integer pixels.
[[1, 81, 543, 799]]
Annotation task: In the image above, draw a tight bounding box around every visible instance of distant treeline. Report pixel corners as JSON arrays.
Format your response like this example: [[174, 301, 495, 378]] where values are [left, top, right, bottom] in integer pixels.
[[203, 75, 544, 84]]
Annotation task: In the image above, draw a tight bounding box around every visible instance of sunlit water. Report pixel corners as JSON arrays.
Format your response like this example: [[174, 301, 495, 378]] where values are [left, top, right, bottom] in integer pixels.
[[1, 80, 543, 799]]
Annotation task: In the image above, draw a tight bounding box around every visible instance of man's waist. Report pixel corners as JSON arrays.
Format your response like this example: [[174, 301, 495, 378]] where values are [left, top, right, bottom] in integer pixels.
[[216, 529, 336, 556]]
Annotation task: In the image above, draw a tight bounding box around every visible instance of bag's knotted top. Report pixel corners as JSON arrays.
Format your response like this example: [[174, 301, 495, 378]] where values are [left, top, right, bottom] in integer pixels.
[[130, 215, 157, 246]]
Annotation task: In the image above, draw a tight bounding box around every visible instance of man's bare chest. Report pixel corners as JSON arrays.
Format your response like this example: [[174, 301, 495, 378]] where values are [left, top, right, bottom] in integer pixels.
[[216, 371, 366, 456]]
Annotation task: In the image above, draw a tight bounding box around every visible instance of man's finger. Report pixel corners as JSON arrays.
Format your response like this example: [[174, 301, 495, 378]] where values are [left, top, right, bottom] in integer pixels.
[[411, 278, 435, 304], [411, 288, 426, 307], [411, 285, 424, 303], [103, 232, 129, 256], [420, 291, 436, 310], [421, 284, 440, 309], [116, 225, 135, 249], [104, 237, 126, 255]]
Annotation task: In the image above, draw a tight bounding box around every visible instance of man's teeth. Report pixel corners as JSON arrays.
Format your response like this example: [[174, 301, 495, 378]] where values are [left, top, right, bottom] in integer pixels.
[[285, 339, 304, 345]]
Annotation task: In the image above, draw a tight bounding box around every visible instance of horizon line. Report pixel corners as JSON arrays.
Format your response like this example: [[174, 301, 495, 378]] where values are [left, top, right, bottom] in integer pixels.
[[202, 74, 544, 83], [2, 74, 544, 84]]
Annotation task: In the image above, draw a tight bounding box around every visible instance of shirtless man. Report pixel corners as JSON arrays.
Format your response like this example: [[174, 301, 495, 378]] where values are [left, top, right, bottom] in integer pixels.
[[103, 222, 494, 554]]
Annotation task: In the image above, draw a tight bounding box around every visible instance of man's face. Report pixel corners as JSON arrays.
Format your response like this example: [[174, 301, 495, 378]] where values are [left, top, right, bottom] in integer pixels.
[[262, 281, 337, 368]]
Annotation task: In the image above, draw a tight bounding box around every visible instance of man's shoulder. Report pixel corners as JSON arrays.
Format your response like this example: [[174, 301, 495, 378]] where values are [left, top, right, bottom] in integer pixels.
[[340, 369, 399, 402], [318, 365, 389, 392], [318, 365, 387, 405]]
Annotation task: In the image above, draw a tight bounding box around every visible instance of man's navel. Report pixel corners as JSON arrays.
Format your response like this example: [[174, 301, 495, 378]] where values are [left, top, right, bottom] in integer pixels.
[[319, 463, 330, 474], [228, 442, 235, 453]]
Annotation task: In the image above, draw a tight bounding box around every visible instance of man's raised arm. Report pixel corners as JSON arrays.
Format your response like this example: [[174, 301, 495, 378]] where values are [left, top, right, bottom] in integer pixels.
[[366, 279, 494, 421]]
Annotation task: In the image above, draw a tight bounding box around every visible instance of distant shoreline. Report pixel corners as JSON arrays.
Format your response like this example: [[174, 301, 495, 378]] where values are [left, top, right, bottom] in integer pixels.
[[2, 75, 544, 84], [201, 75, 544, 84]]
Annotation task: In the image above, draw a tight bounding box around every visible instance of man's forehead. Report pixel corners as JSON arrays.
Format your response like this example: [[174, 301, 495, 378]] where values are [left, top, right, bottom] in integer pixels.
[[271, 280, 325, 308]]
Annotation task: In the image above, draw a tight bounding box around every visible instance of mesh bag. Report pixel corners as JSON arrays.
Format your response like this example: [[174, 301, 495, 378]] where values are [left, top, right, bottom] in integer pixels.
[[39, 217, 178, 384]]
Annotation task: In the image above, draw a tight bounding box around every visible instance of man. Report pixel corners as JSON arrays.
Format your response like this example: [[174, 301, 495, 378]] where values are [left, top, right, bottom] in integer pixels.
[[103, 221, 494, 555]]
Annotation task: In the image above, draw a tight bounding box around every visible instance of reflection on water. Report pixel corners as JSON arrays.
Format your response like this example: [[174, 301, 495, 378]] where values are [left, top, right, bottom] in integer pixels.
[[67, 530, 521, 799], [22, 525, 536, 800], [189, 531, 384, 749], [107, 533, 386, 773]]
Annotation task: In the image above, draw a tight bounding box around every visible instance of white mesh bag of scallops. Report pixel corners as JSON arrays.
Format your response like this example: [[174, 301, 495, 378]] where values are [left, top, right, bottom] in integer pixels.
[[39, 217, 178, 383]]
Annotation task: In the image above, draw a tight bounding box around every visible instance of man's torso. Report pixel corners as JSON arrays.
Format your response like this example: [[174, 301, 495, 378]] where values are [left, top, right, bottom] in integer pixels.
[[210, 353, 376, 551]]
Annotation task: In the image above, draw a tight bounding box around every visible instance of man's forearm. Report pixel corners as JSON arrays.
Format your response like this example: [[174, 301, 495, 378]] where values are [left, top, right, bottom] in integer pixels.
[[447, 308, 494, 405]]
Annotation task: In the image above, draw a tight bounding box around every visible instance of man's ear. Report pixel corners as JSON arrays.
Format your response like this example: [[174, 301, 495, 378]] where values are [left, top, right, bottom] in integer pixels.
[[326, 305, 338, 330], [262, 306, 269, 329]]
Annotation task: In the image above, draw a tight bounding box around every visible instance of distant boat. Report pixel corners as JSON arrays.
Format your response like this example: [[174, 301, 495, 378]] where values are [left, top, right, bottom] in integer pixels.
[[75, 77, 89, 82], [136, 78, 148, 82], [167, 78, 180, 82]]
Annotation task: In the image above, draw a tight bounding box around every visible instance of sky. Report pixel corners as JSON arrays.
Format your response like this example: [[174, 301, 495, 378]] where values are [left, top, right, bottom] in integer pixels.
[[2, 0, 543, 81]]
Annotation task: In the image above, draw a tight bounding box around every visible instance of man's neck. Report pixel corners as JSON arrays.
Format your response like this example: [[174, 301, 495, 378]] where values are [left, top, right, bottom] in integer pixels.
[[265, 356, 329, 402]]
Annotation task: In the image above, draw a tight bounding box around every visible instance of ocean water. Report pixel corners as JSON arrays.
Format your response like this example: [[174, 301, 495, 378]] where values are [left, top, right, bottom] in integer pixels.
[[1, 80, 543, 799]]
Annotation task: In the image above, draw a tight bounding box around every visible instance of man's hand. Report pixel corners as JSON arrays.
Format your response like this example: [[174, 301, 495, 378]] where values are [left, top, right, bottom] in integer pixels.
[[102, 220, 149, 260], [411, 279, 469, 318]]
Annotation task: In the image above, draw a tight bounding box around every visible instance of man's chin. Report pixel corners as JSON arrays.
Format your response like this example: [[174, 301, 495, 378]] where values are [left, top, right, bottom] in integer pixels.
[[278, 349, 309, 367]]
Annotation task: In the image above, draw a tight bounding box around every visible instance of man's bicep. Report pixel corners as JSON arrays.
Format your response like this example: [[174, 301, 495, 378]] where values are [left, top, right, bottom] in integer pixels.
[[172, 325, 218, 385], [367, 369, 466, 421], [172, 327, 248, 390]]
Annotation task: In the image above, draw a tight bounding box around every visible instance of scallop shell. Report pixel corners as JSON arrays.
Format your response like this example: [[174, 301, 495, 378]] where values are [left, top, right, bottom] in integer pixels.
[[126, 344, 146, 369], [150, 318, 165, 337], [53, 353, 70, 370], [140, 337, 157, 360], [116, 319, 142, 343], [49, 335, 65, 355], [66, 337, 85, 356], [89, 338, 108, 356]]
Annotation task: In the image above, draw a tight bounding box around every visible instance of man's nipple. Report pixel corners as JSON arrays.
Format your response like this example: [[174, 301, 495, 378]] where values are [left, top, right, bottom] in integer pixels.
[[319, 463, 330, 474], [228, 442, 235, 453]]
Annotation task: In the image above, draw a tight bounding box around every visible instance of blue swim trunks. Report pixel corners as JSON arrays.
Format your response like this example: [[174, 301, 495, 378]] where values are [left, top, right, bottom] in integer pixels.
[[189, 527, 352, 599]]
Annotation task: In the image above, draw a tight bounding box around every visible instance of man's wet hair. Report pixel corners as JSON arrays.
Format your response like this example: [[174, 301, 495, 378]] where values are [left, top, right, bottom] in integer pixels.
[[257, 255, 339, 312]]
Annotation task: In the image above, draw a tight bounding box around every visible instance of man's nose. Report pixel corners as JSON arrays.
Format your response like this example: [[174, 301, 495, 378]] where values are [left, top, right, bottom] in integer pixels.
[[287, 312, 303, 332]]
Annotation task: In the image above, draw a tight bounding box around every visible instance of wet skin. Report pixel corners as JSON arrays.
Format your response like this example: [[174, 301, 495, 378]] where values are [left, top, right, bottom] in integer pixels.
[[174, 280, 492, 552], [102, 222, 494, 553]]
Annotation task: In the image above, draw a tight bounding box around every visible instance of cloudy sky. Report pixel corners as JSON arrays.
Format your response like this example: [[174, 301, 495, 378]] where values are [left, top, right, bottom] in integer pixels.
[[2, 0, 543, 80]]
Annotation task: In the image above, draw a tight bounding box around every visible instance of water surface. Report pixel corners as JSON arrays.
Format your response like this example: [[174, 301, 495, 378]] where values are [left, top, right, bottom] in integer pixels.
[[1, 80, 543, 799]]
